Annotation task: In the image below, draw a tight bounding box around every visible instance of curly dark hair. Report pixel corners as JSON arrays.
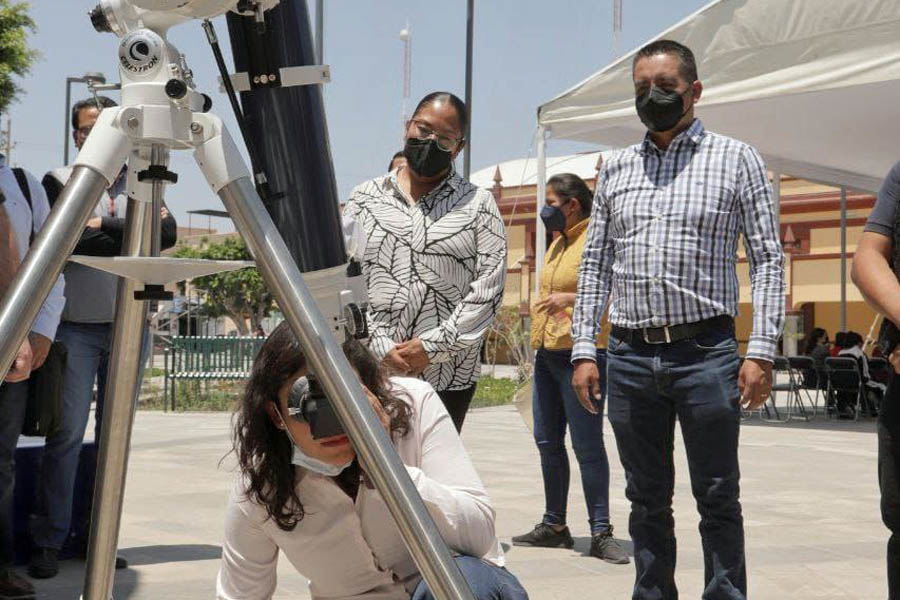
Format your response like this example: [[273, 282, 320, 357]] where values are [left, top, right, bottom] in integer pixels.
[[232, 321, 412, 531]]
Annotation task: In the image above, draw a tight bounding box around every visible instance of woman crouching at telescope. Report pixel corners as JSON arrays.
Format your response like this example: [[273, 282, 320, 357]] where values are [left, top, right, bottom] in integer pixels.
[[216, 322, 528, 599]]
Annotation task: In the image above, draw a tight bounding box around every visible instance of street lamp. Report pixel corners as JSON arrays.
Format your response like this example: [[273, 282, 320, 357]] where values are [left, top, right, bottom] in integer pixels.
[[63, 71, 121, 165]]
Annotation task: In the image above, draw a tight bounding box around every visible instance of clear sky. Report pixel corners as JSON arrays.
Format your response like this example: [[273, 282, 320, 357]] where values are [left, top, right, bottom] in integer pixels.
[[11, 0, 709, 233]]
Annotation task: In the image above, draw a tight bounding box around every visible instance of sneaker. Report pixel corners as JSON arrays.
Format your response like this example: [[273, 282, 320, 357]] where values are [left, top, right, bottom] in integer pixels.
[[590, 527, 630, 564], [27, 547, 58, 579], [0, 569, 35, 600], [511, 523, 574, 548]]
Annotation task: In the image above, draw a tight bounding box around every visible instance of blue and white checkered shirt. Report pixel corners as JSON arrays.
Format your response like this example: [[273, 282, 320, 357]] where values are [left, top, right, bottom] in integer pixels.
[[571, 119, 785, 363]]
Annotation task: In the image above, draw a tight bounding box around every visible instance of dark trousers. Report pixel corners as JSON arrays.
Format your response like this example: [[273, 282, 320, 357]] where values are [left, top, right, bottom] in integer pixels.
[[0, 382, 28, 569], [607, 323, 745, 600], [879, 373, 900, 598], [437, 386, 477, 433], [532, 348, 611, 535]]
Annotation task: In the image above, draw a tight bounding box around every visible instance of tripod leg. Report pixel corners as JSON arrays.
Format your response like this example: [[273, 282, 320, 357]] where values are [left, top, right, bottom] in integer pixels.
[[82, 148, 160, 600], [192, 116, 475, 600], [0, 108, 130, 380]]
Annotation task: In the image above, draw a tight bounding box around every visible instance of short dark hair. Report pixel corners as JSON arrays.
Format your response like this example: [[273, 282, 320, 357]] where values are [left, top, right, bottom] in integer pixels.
[[633, 39, 698, 83], [388, 151, 405, 172], [547, 173, 593, 217], [844, 331, 863, 347], [72, 96, 118, 131], [411, 92, 468, 138]]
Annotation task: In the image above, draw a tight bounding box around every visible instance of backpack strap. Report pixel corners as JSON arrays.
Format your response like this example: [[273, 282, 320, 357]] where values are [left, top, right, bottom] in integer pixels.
[[11, 167, 34, 245]]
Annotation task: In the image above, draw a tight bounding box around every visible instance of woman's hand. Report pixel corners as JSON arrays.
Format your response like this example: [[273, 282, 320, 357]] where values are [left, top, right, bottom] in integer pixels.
[[362, 384, 391, 436], [535, 292, 576, 316]]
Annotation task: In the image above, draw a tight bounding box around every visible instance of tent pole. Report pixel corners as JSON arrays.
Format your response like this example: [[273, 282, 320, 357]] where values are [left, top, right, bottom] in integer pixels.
[[840, 185, 847, 332], [535, 125, 547, 297], [463, 0, 474, 179]]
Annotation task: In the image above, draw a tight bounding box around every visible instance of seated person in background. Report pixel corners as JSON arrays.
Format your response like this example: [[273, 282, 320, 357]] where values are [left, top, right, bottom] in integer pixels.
[[838, 331, 886, 417], [217, 322, 528, 600], [803, 327, 830, 388], [831, 331, 847, 357]]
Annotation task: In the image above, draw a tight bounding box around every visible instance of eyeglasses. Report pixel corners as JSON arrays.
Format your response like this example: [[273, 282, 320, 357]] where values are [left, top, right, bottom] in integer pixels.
[[408, 119, 463, 152]]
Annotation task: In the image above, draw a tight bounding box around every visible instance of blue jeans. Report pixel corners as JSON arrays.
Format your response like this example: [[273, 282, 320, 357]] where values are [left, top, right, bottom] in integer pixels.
[[532, 348, 611, 535], [31, 321, 150, 550], [0, 382, 28, 568], [607, 323, 745, 600], [411, 556, 528, 600]]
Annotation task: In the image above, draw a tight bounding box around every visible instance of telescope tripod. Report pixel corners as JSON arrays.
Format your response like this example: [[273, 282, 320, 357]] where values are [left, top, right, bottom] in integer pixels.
[[0, 26, 474, 600]]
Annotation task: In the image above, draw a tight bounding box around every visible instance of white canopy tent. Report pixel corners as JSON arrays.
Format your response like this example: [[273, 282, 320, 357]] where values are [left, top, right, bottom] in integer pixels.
[[535, 0, 900, 330]]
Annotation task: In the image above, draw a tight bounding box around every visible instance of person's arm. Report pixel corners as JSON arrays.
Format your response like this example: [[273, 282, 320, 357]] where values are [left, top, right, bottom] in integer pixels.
[[42, 172, 123, 256], [0, 205, 33, 382], [417, 191, 507, 364], [571, 172, 615, 363], [26, 173, 65, 348], [216, 494, 278, 600], [398, 380, 498, 559], [341, 193, 397, 362], [160, 207, 177, 250], [853, 232, 900, 325], [737, 145, 785, 363], [0, 204, 16, 299]]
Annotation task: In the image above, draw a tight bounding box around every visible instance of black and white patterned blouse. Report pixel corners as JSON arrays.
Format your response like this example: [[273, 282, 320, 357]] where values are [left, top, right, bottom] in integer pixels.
[[343, 168, 507, 391]]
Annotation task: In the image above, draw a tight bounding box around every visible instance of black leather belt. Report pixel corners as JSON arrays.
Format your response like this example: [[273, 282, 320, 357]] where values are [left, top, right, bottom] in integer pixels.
[[611, 315, 734, 346]]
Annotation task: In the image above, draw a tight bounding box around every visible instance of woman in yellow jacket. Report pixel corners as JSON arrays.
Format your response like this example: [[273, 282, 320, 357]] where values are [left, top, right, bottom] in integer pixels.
[[512, 174, 628, 564]]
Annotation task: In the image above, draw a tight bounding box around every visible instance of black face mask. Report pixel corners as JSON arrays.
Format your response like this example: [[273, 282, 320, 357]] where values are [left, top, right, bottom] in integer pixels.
[[635, 85, 691, 133], [540, 205, 567, 232], [403, 137, 453, 179]]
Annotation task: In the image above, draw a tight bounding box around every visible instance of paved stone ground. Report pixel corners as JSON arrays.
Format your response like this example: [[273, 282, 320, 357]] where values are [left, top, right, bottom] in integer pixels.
[[23, 403, 889, 599]]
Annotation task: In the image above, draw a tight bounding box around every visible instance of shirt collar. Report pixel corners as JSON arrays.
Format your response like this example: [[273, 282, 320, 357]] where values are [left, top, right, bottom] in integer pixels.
[[563, 217, 589, 239], [640, 118, 705, 154], [388, 164, 462, 197]]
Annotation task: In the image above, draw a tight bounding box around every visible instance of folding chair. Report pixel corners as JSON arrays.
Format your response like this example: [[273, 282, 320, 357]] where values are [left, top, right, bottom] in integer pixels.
[[789, 355, 825, 419], [824, 356, 865, 420], [762, 356, 809, 422]]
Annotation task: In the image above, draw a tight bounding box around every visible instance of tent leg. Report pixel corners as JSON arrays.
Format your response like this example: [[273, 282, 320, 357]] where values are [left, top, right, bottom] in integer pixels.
[[840, 185, 847, 332]]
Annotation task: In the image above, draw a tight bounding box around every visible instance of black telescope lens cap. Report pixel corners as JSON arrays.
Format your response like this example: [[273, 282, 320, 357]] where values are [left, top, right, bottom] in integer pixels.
[[89, 5, 112, 33]]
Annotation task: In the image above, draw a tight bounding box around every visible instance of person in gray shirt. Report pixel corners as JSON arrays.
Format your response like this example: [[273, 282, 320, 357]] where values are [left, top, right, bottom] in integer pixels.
[[851, 160, 900, 596], [28, 96, 177, 579]]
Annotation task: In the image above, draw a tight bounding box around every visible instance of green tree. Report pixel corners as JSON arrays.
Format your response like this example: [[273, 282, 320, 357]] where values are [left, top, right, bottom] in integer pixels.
[[0, 2, 37, 114], [173, 236, 274, 336]]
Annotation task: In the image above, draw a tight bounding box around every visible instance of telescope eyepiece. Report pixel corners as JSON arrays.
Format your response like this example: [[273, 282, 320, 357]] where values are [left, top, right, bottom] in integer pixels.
[[89, 4, 112, 33]]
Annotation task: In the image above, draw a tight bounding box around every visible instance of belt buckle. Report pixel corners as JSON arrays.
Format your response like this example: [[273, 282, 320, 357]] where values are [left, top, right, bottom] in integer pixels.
[[642, 326, 672, 345]]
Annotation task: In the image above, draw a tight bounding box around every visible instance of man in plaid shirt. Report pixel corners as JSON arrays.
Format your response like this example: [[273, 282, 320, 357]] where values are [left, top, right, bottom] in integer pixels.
[[571, 40, 785, 599]]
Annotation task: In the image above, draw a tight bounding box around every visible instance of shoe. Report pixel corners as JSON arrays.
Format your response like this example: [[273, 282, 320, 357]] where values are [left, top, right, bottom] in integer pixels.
[[115, 555, 128, 570], [511, 523, 574, 548], [0, 569, 35, 600], [27, 547, 58, 579], [590, 527, 630, 564]]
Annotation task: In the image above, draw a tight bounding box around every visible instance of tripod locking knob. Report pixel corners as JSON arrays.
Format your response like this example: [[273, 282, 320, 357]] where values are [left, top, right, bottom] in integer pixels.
[[165, 78, 188, 100]]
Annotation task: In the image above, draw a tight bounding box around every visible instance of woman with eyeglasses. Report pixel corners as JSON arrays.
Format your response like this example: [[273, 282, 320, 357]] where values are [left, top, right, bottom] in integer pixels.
[[342, 92, 507, 433], [216, 322, 528, 600]]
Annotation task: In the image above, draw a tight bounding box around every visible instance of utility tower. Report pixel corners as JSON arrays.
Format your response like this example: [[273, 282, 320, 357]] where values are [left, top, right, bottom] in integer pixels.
[[613, 0, 623, 57], [400, 21, 412, 140]]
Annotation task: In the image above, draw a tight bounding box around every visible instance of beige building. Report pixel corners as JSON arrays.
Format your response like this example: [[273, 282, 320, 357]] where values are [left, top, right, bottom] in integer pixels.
[[471, 152, 883, 355]]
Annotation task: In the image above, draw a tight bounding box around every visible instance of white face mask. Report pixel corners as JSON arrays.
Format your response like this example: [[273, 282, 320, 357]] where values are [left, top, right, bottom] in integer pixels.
[[290, 439, 353, 477], [278, 407, 352, 477]]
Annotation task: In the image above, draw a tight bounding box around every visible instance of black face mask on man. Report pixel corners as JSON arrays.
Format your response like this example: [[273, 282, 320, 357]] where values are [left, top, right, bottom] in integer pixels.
[[635, 85, 692, 133], [403, 137, 453, 179]]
